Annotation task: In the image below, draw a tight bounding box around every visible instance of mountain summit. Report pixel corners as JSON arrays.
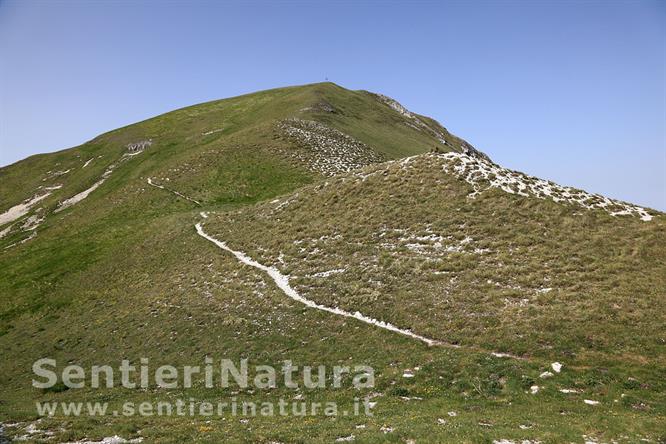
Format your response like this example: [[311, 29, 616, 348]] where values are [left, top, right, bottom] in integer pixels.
[[0, 83, 663, 443]]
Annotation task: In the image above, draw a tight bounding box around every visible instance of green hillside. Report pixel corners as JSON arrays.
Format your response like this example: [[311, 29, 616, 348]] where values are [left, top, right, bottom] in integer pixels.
[[0, 83, 663, 443], [0, 83, 467, 323]]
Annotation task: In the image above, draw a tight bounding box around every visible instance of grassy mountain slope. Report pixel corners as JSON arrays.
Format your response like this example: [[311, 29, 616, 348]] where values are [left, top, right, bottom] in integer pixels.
[[202, 153, 665, 364], [0, 83, 663, 443], [0, 83, 467, 323]]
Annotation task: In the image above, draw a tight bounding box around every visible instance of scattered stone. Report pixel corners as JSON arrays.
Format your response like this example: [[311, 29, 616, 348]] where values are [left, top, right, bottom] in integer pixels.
[[440, 152, 653, 221], [559, 388, 579, 394], [278, 119, 385, 176], [62, 436, 143, 444], [493, 440, 541, 444]]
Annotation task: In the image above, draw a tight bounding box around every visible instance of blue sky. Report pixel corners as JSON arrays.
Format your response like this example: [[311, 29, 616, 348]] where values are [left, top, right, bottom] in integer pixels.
[[1, 0, 664, 210]]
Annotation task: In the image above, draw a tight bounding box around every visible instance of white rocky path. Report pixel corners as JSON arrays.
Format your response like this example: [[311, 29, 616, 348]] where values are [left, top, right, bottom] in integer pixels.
[[147, 178, 201, 206], [195, 222, 443, 346]]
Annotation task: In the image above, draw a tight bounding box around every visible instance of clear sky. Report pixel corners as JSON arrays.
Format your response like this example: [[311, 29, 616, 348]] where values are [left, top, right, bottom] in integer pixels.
[[1, 0, 664, 210]]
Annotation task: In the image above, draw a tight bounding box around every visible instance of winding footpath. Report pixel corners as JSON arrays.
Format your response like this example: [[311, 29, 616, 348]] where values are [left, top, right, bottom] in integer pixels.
[[145, 177, 522, 355], [195, 222, 445, 347], [147, 178, 201, 206]]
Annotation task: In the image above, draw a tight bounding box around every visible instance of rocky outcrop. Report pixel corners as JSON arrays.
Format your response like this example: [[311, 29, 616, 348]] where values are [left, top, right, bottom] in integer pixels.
[[127, 139, 152, 153], [373, 92, 493, 162]]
